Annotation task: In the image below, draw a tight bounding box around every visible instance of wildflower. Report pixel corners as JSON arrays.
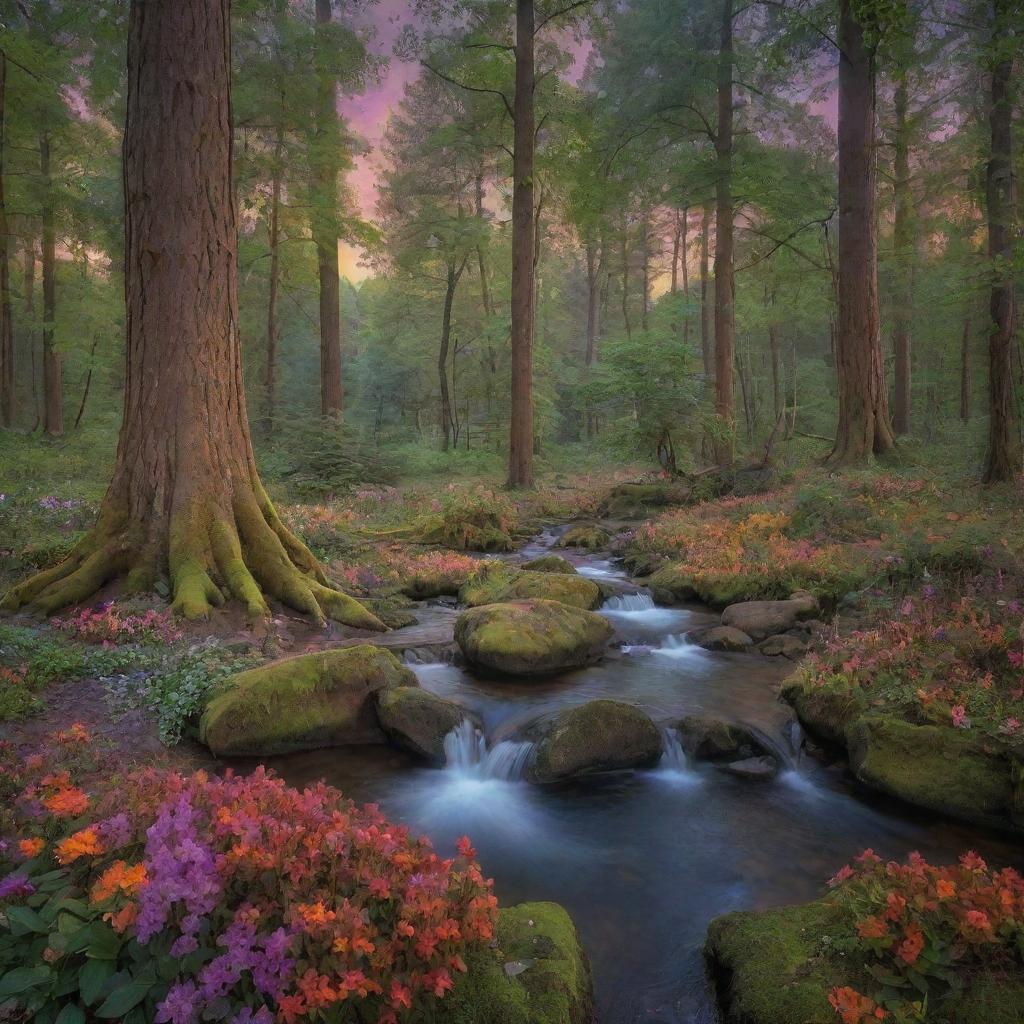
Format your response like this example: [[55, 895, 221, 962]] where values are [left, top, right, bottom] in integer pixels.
[[55, 826, 104, 864], [0, 873, 36, 900], [828, 864, 855, 887], [856, 916, 889, 941], [17, 837, 45, 859], [155, 980, 200, 1024], [935, 878, 956, 899], [43, 786, 89, 817], [895, 923, 924, 965], [963, 909, 993, 934], [90, 860, 148, 902], [950, 704, 968, 729], [960, 851, 987, 872]]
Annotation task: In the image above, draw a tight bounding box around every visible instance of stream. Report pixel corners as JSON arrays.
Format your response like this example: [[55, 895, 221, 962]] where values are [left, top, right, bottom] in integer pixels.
[[266, 531, 1023, 1024]]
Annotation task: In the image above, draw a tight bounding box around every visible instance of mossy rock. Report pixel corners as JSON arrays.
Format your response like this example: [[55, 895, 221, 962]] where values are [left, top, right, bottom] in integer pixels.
[[400, 572, 473, 600], [419, 517, 516, 553], [780, 678, 865, 748], [557, 525, 610, 551], [531, 699, 661, 782], [455, 599, 613, 676], [376, 686, 476, 763], [846, 717, 1022, 833], [459, 562, 601, 611], [706, 897, 1024, 1024], [598, 481, 695, 518], [522, 555, 578, 574], [199, 645, 416, 756], [445, 902, 593, 1024], [678, 715, 766, 761]]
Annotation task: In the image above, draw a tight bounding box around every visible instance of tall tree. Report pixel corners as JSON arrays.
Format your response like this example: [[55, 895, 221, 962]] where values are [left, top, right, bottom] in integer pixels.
[[2, 0, 383, 629], [508, 0, 536, 487], [828, 0, 894, 463], [39, 129, 62, 436], [891, 70, 913, 435], [981, 0, 1020, 483], [0, 52, 12, 428], [312, 0, 344, 419]]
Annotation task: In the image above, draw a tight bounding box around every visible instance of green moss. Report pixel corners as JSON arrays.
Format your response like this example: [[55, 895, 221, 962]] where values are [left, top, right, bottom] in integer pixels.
[[444, 903, 593, 1024], [706, 897, 1024, 1024], [522, 555, 578, 574], [376, 686, 469, 761], [598, 481, 697, 517], [531, 699, 661, 782], [199, 644, 416, 756], [460, 563, 601, 610], [780, 677, 865, 748], [706, 899, 875, 1024], [847, 717, 1020, 832], [557, 525, 610, 551], [454, 599, 613, 676]]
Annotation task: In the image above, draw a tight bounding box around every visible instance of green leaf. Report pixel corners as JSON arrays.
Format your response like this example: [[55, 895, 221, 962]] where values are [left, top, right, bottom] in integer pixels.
[[85, 921, 122, 960], [79, 958, 113, 1006], [55, 1007, 86, 1024], [4, 905, 49, 935], [96, 976, 154, 1018], [0, 965, 53, 997]]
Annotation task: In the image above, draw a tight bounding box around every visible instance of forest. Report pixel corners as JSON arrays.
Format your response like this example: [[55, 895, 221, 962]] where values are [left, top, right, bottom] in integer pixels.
[[0, 0, 1022, 1023]]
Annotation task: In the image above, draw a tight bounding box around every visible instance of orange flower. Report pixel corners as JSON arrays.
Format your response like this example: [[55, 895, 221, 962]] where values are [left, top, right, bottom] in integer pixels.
[[18, 837, 46, 859], [104, 903, 138, 934], [43, 786, 89, 818], [91, 860, 148, 903], [56, 723, 91, 744], [55, 826, 104, 864], [935, 878, 956, 899]]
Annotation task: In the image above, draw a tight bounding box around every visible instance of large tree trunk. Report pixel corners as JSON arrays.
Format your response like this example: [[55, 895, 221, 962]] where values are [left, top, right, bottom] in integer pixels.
[[982, 0, 1020, 483], [438, 260, 463, 451], [0, 53, 13, 428], [713, 0, 735, 466], [2, 0, 382, 630], [892, 73, 913, 436], [264, 126, 283, 436], [40, 131, 62, 437], [313, 0, 343, 419], [828, 0, 894, 464], [700, 204, 712, 377], [508, 0, 535, 488]]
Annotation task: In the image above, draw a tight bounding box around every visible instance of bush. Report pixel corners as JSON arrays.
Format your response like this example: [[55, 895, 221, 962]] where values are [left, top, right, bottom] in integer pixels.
[[0, 732, 498, 1024], [795, 592, 1024, 739], [825, 849, 1024, 1023], [418, 489, 518, 552]]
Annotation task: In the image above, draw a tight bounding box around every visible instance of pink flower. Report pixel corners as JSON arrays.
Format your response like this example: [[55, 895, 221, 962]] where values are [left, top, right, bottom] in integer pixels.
[[951, 705, 968, 729]]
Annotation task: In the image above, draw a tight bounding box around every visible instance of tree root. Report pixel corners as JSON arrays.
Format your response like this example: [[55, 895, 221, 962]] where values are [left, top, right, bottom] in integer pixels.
[[2, 492, 387, 631]]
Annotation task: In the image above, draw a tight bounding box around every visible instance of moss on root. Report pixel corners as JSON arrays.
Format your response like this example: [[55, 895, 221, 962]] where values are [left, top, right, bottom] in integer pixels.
[[199, 644, 416, 756], [444, 903, 593, 1024], [2, 486, 385, 631]]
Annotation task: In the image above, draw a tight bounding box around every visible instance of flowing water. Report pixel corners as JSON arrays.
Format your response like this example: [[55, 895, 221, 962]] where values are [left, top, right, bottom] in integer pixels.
[[267, 537, 1023, 1024]]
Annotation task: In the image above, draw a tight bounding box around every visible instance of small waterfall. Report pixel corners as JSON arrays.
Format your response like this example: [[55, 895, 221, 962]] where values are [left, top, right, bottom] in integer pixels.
[[603, 592, 656, 612], [443, 720, 534, 782], [659, 728, 689, 772]]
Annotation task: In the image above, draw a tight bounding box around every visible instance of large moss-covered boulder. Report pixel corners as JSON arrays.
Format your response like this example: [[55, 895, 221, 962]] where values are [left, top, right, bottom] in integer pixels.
[[846, 717, 1022, 832], [780, 678, 865, 748], [721, 593, 818, 640], [678, 715, 767, 762], [199, 645, 416, 756], [376, 686, 476, 763], [531, 699, 661, 782], [557, 525, 610, 551], [706, 898, 1024, 1024], [460, 563, 601, 610], [445, 902, 593, 1024], [455, 600, 613, 676]]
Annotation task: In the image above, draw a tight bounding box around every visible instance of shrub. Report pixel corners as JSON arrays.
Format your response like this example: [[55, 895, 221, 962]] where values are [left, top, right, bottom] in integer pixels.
[[53, 602, 182, 647], [826, 849, 1024, 1023], [796, 592, 1024, 738], [0, 734, 498, 1024], [418, 490, 518, 552]]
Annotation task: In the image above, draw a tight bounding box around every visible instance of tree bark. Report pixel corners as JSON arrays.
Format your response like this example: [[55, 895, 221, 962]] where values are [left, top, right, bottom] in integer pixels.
[[640, 215, 650, 332], [766, 281, 782, 420], [960, 316, 971, 423], [40, 131, 62, 437], [508, 0, 535, 488], [313, 0, 343, 419], [892, 72, 913, 436], [2, 0, 382, 630], [700, 204, 712, 377], [438, 259, 464, 451], [713, 0, 735, 466], [264, 125, 283, 436], [620, 214, 632, 341], [828, 0, 894, 464], [0, 52, 13, 428], [981, 0, 1020, 483], [681, 206, 690, 348]]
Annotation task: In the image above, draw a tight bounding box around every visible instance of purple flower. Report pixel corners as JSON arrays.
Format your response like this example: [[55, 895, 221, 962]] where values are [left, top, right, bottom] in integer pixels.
[[250, 927, 294, 997], [155, 981, 199, 1024], [198, 953, 242, 1001], [97, 812, 133, 850], [230, 1009, 273, 1024], [170, 935, 198, 957], [0, 873, 35, 900]]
